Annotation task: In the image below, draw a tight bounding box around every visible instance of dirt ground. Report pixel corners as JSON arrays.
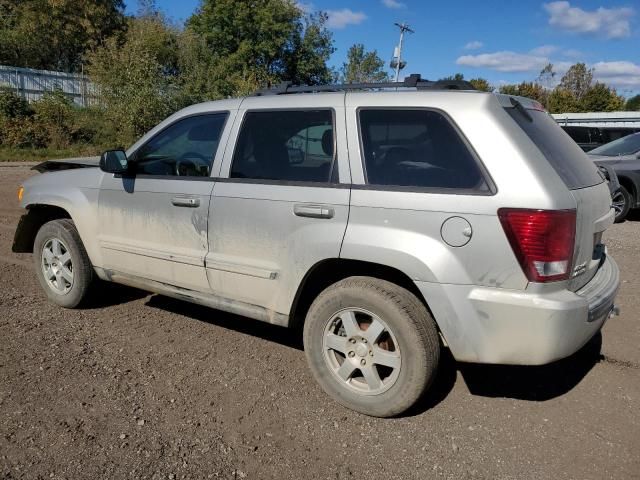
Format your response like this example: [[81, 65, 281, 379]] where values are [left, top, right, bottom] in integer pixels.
[[1, 163, 639, 480]]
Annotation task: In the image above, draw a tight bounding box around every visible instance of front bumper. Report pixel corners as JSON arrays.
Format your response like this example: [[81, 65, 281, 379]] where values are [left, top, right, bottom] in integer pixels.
[[416, 255, 620, 365]]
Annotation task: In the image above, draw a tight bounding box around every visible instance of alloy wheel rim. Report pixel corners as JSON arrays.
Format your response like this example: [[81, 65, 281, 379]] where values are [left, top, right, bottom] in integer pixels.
[[612, 191, 626, 216], [322, 308, 401, 396], [41, 238, 73, 295]]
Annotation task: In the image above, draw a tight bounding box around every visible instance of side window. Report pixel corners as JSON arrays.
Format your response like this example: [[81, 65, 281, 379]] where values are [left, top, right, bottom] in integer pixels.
[[133, 113, 227, 177], [359, 109, 489, 191], [231, 110, 335, 183]]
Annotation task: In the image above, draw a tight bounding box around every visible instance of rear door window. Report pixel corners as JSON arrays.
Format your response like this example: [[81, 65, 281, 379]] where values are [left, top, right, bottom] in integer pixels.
[[506, 108, 603, 190], [358, 109, 490, 192], [231, 110, 335, 183]]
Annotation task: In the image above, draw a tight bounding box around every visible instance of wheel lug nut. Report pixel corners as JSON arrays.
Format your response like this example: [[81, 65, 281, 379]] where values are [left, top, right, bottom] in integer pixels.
[[349, 338, 356, 344], [369, 351, 373, 356], [360, 359, 366, 366], [348, 351, 355, 358], [362, 339, 367, 344]]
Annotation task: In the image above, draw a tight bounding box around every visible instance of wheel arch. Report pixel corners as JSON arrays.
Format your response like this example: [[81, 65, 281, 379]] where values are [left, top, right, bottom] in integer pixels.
[[289, 258, 433, 329], [618, 175, 638, 206], [12, 204, 72, 253]]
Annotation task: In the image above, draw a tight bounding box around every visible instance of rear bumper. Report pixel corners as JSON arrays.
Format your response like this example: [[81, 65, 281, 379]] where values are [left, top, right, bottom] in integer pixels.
[[416, 255, 620, 365]]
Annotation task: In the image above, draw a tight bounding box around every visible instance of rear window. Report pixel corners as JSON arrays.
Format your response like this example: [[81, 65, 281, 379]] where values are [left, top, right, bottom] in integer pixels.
[[359, 109, 490, 192], [506, 108, 603, 190]]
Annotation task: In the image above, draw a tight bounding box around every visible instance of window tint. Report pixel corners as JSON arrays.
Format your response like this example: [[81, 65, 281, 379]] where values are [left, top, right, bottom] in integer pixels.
[[506, 108, 603, 190], [231, 110, 335, 183], [359, 109, 488, 191], [133, 114, 227, 177]]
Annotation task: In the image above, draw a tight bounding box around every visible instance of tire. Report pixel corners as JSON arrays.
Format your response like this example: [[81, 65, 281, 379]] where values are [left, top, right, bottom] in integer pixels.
[[303, 276, 440, 417], [612, 185, 631, 223], [33, 219, 94, 308]]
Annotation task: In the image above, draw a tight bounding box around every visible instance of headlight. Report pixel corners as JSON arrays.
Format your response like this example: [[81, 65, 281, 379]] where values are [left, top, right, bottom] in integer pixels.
[[17, 186, 24, 202]]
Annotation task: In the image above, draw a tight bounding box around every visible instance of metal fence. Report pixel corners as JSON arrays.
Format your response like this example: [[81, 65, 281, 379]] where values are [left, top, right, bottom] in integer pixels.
[[0, 65, 99, 107]]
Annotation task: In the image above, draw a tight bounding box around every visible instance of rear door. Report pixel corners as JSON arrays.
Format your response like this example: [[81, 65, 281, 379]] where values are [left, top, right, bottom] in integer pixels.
[[206, 94, 350, 320], [506, 106, 613, 290]]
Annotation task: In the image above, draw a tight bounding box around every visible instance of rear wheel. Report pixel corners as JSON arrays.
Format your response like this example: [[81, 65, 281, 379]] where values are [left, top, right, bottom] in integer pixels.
[[303, 276, 440, 417], [612, 185, 631, 223], [33, 219, 93, 308]]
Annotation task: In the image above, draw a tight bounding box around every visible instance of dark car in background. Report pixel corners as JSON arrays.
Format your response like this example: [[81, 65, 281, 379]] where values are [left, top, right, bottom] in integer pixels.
[[562, 126, 639, 152], [589, 132, 640, 222]]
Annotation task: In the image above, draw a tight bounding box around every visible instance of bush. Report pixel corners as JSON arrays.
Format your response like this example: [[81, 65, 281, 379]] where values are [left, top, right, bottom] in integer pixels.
[[32, 89, 75, 149], [0, 87, 32, 119]]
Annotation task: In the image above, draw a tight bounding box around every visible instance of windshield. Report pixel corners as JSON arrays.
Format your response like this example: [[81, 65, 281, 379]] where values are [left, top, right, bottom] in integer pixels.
[[589, 132, 640, 156]]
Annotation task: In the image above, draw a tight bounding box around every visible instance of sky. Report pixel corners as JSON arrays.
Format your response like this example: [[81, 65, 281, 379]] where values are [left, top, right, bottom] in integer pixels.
[[125, 0, 640, 96]]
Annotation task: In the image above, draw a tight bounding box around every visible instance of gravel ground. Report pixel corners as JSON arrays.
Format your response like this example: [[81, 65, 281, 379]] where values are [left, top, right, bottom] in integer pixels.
[[1, 163, 639, 480]]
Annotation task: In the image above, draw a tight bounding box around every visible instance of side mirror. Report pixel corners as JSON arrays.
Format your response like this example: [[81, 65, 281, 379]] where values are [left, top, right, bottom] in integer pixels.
[[100, 149, 129, 174]]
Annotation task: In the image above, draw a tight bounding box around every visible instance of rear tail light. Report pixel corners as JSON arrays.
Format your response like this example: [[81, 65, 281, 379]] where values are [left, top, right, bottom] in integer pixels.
[[498, 208, 576, 283]]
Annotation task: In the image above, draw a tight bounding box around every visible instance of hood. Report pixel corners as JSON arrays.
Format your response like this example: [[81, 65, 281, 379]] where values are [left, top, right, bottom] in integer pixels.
[[588, 153, 636, 164], [32, 156, 100, 173]]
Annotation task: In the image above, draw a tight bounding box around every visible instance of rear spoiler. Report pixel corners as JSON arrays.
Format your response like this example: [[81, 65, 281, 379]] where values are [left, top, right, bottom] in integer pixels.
[[32, 160, 98, 173]]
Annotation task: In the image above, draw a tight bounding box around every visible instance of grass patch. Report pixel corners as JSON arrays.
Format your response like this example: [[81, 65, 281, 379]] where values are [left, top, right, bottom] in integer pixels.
[[0, 145, 101, 162]]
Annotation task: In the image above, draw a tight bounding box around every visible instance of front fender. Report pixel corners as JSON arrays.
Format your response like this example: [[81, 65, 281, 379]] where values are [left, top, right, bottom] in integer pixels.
[[19, 169, 103, 266]]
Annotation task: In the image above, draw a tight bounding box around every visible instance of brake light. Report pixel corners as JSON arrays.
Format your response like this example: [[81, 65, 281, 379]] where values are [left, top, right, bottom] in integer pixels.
[[498, 209, 576, 282]]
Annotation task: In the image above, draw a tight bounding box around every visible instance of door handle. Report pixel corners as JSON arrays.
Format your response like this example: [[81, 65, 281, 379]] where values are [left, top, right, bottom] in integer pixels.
[[171, 196, 200, 208], [293, 204, 334, 219]]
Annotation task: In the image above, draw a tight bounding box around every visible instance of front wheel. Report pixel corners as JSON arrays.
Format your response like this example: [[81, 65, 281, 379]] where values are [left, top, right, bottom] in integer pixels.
[[33, 219, 94, 308], [303, 276, 440, 417]]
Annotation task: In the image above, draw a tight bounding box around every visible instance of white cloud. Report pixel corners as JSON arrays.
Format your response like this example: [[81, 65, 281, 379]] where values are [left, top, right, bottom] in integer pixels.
[[457, 51, 549, 72], [464, 41, 483, 50], [530, 45, 558, 56], [325, 9, 367, 29], [543, 1, 634, 39], [296, 2, 314, 13], [592, 61, 640, 88], [381, 0, 406, 8], [562, 48, 583, 58]]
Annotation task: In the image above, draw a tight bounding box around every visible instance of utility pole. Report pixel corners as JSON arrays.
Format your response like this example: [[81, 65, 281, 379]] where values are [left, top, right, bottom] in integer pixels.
[[391, 22, 414, 82]]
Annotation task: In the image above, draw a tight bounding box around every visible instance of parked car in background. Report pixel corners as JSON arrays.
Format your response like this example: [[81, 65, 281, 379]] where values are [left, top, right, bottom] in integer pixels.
[[13, 80, 620, 417], [553, 112, 640, 152], [562, 126, 639, 152], [589, 132, 640, 222]]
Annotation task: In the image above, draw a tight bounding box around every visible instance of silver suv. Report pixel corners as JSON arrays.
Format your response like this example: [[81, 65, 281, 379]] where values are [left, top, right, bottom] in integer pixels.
[[13, 78, 620, 417]]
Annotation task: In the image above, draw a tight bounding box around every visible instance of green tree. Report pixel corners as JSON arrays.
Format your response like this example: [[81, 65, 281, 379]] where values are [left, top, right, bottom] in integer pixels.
[[559, 63, 593, 101], [86, 11, 180, 145], [537, 63, 556, 90], [547, 88, 579, 113], [440, 73, 492, 91], [186, 0, 334, 95], [340, 43, 388, 83], [499, 82, 547, 104], [0, 0, 126, 72], [581, 82, 625, 112], [626, 94, 640, 111], [468, 78, 492, 92]]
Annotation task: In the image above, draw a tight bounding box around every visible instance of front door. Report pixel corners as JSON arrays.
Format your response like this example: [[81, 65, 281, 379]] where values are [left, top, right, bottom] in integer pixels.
[[97, 112, 229, 292], [206, 97, 351, 321]]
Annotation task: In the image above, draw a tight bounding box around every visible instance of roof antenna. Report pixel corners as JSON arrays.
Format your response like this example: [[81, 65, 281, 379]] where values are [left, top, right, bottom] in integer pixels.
[[390, 22, 414, 82]]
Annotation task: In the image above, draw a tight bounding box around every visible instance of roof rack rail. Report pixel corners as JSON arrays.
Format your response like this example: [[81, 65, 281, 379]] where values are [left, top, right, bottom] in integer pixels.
[[252, 74, 476, 96]]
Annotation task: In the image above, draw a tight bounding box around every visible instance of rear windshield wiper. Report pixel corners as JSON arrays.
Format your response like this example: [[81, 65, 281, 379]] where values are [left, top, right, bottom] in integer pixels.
[[510, 97, 533, 122]]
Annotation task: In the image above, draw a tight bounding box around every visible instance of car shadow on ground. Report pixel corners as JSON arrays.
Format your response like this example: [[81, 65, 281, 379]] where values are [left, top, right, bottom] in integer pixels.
[[457, 333, 603, 401], [144, 294, 303, 351], [134, 292, 603, 416], [81, 281, 150, 309], [625, 210, 640, 222]]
